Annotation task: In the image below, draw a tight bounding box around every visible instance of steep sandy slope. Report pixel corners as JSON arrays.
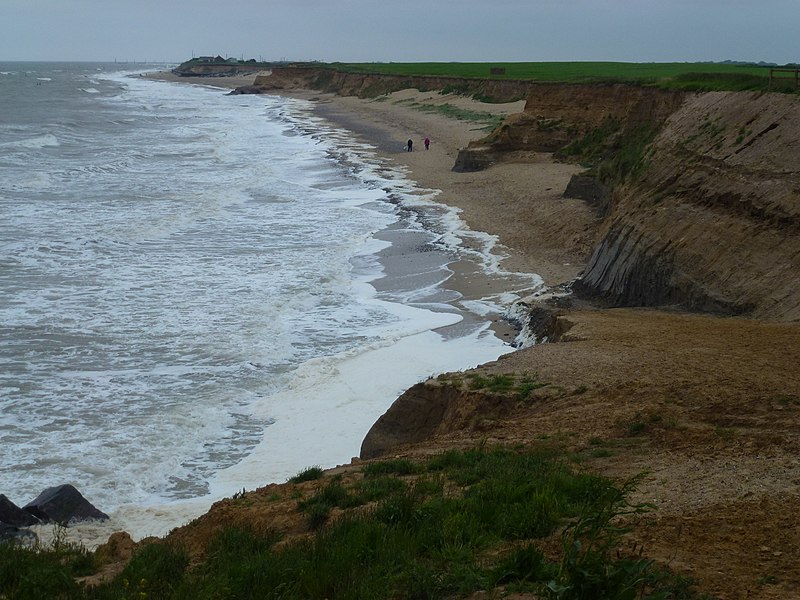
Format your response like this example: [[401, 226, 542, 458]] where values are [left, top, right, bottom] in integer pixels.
[[576, 91, 800, 321], [361, 308, 800, 600]]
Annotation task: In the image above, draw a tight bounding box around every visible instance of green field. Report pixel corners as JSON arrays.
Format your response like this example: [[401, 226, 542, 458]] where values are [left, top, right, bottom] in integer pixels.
[[327, 61, 798, 91]]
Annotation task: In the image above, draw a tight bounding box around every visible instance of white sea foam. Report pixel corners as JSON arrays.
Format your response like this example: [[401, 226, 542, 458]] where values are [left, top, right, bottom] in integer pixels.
[[1, 66, 542, 548], [1, 133, 60, 149], [69, 318, 510, 546]]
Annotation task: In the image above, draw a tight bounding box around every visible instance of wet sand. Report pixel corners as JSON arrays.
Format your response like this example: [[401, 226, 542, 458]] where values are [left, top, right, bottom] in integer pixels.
[[144, 70, 596, 287]]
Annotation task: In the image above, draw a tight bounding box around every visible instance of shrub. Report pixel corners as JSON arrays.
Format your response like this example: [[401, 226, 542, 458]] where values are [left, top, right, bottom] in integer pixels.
[[288, 465, 324, 483]]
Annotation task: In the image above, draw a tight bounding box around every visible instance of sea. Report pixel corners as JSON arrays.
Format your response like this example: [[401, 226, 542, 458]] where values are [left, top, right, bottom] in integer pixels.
[[0, 62, 543, 545]]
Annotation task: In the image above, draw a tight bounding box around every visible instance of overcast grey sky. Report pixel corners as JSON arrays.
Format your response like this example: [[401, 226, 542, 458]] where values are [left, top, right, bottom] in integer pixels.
[[2, 0, 797, 64]]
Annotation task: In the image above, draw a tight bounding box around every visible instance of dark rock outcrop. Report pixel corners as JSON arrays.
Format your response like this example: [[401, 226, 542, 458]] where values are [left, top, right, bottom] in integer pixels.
[[563, 175, 612, 217], [24, 484, 109, 525], [227, 85, 263, 95], [523, 305, 576, 342], [452, 146, 500, 172], [1, 494, 41, 527]]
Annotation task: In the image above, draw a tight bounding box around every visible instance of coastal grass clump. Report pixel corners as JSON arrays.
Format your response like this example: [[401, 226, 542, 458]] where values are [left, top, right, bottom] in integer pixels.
[[467, 372, 516, 392], [0, 537, 89, 599], [414, 102, 505, 130], [0, 447, 709, 599], [394, 98, 505, 130], [287, 465, 324, 483], [557, 119, 659, 184], [361, 457, 422, 477], [465, 371, 551, 398]]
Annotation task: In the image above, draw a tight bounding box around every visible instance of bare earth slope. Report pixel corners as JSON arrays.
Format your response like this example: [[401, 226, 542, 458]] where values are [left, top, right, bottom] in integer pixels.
[[362, 308, 800, 599], [577, 91, 800, 320]]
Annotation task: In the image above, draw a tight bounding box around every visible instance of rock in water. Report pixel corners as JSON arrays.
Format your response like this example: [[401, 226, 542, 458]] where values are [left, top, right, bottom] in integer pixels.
[[0, 494, 41, 527], [23, 484, 109, 525]]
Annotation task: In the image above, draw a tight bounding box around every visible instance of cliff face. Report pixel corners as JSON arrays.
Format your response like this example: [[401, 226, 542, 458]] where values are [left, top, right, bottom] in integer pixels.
[[484, 84, 686, 152], [574, 91, 800, 320], [470, 84, 800, 321], [253, 67, 531, 102], [361, 383, 518, 459], [453, 83, 685, 171]]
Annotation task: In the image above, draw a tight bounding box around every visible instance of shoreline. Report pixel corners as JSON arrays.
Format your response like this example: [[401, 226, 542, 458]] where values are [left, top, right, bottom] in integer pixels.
[[305, 90, 594, 286], [143, 69, 575, 345], [25, 71, 540, 546], [144, 70, 595, 289]]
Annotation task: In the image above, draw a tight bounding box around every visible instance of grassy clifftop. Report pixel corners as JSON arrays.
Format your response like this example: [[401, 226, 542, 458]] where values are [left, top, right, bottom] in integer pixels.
[[328, 61, 797, 92]]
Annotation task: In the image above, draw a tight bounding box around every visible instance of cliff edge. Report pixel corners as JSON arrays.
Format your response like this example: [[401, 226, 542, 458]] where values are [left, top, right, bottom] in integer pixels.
[[575, 91, 800, 320]]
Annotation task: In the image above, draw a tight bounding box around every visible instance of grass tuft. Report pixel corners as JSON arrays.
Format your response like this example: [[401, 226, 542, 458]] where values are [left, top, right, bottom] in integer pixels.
[[288, 465, 324, 483]]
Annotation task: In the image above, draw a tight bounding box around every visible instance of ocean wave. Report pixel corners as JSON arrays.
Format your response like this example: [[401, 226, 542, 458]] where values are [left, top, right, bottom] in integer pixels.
[[80, 87, 100, 94], [0, 133, 60, 149]]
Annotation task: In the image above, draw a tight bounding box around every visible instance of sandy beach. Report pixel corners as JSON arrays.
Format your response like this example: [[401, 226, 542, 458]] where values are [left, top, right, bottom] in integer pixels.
[[145, 70, 595, 289]]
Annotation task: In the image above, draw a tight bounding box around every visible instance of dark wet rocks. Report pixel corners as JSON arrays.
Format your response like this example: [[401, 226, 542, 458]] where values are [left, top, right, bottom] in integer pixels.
[[0, 485, 108, 542], [0, 494, 40, 527], [452, 146, 500, 172]]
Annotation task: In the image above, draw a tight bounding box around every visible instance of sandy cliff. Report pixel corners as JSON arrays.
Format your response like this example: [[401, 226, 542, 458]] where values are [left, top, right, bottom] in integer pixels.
[[478, 85, 800, 321], [574, 91, 800, 320], [253, 66, 531, 102]]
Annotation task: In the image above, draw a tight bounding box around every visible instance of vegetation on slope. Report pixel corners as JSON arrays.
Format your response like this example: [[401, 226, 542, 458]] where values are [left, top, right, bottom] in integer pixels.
[[555, 119, 660, 184], [0, 447, 709, 599]]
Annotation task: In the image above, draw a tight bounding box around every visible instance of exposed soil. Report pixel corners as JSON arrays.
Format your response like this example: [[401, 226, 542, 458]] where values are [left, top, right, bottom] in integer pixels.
[[430, 308, 800, 600]]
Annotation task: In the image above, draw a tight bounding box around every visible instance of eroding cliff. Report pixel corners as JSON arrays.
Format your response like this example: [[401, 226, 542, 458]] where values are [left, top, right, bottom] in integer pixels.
[[454, 84, 685, 171], [360, 382, 515, 459], [467, 83, 800, 321], [252, 67, 530, 102], [575, 91, 800, 320]]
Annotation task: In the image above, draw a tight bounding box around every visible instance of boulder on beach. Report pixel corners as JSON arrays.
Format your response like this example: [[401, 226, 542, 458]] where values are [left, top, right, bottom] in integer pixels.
[[23, 484, 109, 525], [0, 493, 41, 527]]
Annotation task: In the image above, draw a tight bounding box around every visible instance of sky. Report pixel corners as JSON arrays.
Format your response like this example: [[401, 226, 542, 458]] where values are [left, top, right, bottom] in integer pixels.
[[1, 0, 797, 65]]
